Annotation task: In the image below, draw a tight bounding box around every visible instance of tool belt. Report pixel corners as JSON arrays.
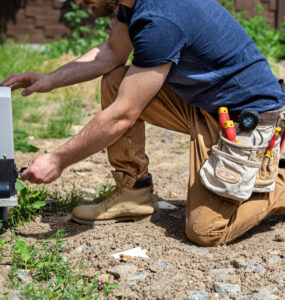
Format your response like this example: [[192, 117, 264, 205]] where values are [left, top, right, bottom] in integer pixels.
[[200, 109, 285, 204]]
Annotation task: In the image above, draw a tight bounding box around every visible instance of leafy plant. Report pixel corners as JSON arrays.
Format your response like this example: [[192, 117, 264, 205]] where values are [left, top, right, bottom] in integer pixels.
[[93, 184, 115, 203], [8, 179, 46, 227], [221, 1, 285, 60], [45, 3, 111, 58], [14, 128, 39, 153]]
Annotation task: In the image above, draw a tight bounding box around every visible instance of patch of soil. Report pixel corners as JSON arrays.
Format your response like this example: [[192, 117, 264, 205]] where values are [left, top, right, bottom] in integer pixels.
[[11, 123, 285, 299]]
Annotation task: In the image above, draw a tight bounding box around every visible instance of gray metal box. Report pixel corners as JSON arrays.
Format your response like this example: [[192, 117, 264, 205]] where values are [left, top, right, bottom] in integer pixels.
[[0, 87, 17, 208]]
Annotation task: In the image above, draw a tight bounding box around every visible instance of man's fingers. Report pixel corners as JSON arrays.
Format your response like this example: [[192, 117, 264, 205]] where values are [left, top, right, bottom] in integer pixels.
[[1, 74, 28, 87], [0, 74, 20, 86]]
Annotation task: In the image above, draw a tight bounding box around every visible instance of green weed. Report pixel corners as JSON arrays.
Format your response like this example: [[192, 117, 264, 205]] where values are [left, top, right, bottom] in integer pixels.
[[9, 180, 84, 228], [9, 180, 47, 228], [7, 229, 119, 299], [45, 3, 111, 58], [221, 1, 285, 60]]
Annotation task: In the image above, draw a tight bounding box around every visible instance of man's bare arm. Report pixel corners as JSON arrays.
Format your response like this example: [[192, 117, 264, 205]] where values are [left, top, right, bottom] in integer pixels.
[[0, 20, 133, 96], [22, 63, 172, 183]]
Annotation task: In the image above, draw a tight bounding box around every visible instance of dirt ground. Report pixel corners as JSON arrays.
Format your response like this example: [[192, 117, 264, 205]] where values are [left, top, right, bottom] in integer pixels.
[[3, 63, 285, 299], [10, 124, 285, 299]]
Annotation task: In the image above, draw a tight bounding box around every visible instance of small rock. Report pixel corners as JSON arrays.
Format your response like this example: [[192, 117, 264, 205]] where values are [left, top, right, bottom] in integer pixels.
[[153, 260, 169, 271], [277, 272, 285, 284], [211, 268, 235, 281], [164, 130, 179, 136], [107, 264, 137, 281], [8, 291, 23, 300], [181, 245, 211, 257], [70, 162, 93, 172], [16, 270, 33, 284], [87, 245, 100, 251], [268, 256, 282, 266], [127, 272, 149, 282], [70, 244, 87, 255], [245, 262, 265, 275], [97, 273, 113, 284], [252, 286, 279, 300], [81, 188, 95, 195], [185, 290, 210, 300], [268, 250, 280, 256], [234, 296, 249, 300], [273, 234, 284, 242], [0, 265, 10, 287], [231, 258, 247, 269], [214, 282, 241, 297], [158, 201, 177, 210]]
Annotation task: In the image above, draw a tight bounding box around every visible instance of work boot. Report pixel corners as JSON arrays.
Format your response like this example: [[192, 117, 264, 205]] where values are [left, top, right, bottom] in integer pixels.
[[71, 171, 159, 225]]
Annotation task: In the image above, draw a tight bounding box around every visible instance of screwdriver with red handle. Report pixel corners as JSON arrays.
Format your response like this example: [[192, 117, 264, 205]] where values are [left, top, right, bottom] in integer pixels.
[[266, 127, 281, 158]]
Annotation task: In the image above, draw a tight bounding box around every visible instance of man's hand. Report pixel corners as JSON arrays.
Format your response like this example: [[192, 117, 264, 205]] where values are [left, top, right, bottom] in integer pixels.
[[21, 153, 63, 184], [0, 72, 53, 96]]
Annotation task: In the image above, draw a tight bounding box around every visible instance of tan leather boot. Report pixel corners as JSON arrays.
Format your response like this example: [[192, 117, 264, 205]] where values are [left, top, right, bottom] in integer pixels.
[[71, 171, 159, 225]]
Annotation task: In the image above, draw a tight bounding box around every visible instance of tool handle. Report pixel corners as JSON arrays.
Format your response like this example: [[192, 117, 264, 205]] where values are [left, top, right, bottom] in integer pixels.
[[266, 127, 281, 158], [218, 107, 230, 131], [224, 120, 236, 142]]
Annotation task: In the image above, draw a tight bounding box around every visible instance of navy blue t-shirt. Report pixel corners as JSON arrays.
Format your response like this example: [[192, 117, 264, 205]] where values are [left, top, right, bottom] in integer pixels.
[[117, 0, 285, 113]]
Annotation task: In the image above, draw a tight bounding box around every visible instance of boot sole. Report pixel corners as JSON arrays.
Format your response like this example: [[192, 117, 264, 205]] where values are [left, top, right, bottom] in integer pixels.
[[71, 211, 160, 226]]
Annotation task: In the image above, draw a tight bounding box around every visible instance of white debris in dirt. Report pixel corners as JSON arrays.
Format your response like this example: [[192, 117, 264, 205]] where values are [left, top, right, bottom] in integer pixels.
[[210, 268, 236, 281], [185, 290, 210, 300], [158, 201, 177, 210], [16, 270, 33, 284], [70, 244, 87, 255], [252, 286, 279, 300], [111, 247, 149, 259], [214, 282, 241, 297], [245, 261, 265, 275]]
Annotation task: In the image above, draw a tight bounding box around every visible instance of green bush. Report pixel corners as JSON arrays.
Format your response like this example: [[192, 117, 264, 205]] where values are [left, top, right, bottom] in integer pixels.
[[221, 1, 285, 60], [45, 3, 111, 58]]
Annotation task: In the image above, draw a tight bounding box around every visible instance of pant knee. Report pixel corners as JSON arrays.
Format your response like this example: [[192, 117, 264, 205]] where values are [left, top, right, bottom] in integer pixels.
[[101, 65, 129, 109], [185, 220, 226, 247]]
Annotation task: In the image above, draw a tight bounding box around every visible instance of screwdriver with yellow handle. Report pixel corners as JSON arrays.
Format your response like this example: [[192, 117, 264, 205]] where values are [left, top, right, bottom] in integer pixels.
[[266, 127, 281, 158]]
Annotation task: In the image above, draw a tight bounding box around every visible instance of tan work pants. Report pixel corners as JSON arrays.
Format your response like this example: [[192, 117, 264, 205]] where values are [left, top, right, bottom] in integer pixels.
[[101, 66, 285, 247]]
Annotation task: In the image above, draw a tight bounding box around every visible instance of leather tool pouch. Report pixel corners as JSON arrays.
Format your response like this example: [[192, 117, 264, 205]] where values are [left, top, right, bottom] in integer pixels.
[[199, 129, 280, 204]]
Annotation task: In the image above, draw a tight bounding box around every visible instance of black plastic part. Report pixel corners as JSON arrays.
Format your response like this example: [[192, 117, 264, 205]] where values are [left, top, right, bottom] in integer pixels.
[[0, 207, 8, 222], [0, 182, 10, 198], [279, 159, 285, 169], [0, 159, 17, 196], [239, 109, 260, 130]]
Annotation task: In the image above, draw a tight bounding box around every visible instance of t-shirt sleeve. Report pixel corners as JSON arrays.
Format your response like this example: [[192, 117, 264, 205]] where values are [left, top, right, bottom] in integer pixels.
[[130, 17, 186, 67]]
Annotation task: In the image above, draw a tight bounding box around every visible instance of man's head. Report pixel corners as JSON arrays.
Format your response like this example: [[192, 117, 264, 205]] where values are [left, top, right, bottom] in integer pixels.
[[75, 0, 119, 17]]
